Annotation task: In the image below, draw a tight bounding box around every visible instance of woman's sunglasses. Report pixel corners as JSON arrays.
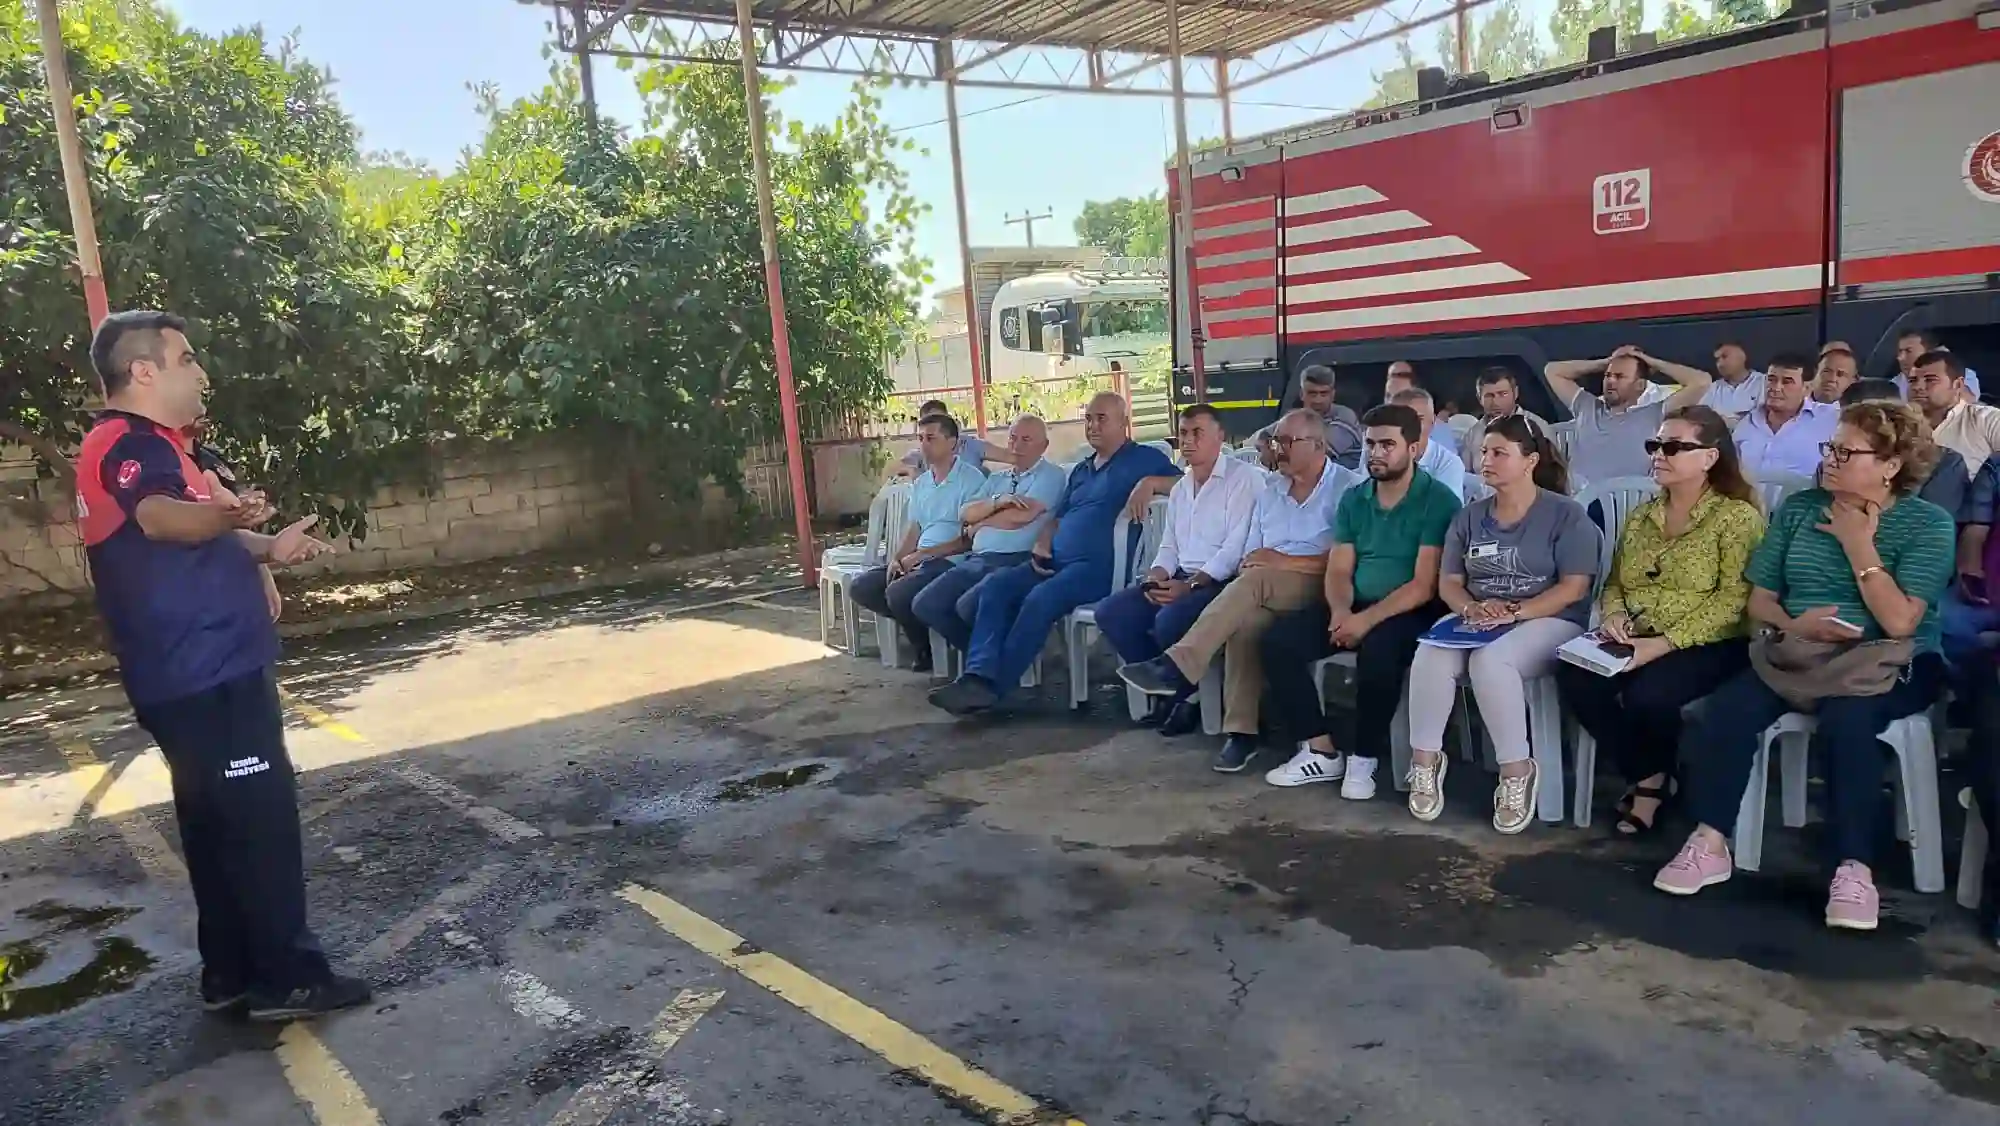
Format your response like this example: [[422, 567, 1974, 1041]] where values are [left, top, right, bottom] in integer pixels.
[[1642, 439, 1711, 457]]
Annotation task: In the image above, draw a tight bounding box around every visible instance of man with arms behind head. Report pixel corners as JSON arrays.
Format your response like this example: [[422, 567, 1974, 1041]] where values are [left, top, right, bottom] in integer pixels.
[[929, 393, 1177, 716], [1457, 367, 1549, 469], [77, 311, 365, 1022], [1544, 345, 1713, 486], [1119, 409, 1360, 773], [1091, 404, 1264, 735], [1734, 353, 1837, 481], [912, 414, 1067, 658], [1259, 403, 1459, 799]]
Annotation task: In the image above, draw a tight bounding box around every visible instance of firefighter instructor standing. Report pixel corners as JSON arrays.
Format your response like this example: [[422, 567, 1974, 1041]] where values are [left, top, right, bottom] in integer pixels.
[[77, 310, 370, 1021]]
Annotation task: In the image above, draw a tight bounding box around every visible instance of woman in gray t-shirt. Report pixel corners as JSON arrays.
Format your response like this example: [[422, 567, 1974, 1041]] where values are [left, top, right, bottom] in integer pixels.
[[1404, 414, 1602, 834]]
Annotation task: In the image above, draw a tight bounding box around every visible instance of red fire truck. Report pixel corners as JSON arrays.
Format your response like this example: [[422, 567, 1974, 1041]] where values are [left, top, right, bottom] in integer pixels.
[[1168, 0, 2000, 429]]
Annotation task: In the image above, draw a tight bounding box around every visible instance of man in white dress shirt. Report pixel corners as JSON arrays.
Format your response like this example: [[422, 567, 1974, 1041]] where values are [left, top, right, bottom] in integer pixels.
[[1389, 386, 1466, 500], [1092, 404, 1263, 734], [1733, 353, 1837, 482], [1697, 341, 1766, 421], [1118, 409, 1360, 773]]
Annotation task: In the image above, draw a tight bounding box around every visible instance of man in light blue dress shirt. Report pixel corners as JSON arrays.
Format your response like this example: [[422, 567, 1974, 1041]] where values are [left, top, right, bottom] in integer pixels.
[[851, 414, 988, 672], [913, 415, 1067, 656]]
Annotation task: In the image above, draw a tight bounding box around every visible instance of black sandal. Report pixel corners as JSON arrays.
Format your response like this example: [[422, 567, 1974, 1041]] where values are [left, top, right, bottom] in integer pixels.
[[1615, 784, 1671, 836]]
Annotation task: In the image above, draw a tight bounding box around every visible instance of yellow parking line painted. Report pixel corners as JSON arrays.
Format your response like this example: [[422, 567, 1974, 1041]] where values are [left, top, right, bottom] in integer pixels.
[[57, 739, 184, 883], [618, 884, 1085, 1126], [279, 690, 366, 744], [276, 1024, 384, 1126]]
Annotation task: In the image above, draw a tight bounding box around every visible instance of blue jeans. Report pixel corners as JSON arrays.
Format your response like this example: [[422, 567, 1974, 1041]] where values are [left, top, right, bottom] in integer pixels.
[[964, 559, 1113, 698], [1942, 586, 2000, 692], [1681, 656, 1943, 871], [1091, 574, 1226, 686], [911, 551, 1031, 653]]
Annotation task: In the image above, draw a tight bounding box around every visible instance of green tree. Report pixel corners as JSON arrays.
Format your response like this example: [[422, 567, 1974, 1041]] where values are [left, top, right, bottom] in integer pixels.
[[0, 0, 424, 546], [1435, 0, 1548, 82], [1073, 194, 1166, 258]]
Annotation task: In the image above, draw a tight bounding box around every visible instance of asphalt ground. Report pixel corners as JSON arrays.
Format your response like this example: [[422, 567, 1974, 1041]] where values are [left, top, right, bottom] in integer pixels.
[[4, 576, 2000, 1126]]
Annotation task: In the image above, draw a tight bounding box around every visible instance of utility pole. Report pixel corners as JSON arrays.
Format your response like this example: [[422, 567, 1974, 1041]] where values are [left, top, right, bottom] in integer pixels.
[[33, 0, 109, 339], [1003, 210, 1054, 247]]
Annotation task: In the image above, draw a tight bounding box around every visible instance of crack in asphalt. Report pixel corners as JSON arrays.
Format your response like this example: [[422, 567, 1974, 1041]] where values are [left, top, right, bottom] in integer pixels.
[[1211, 933, 1260, 1011]]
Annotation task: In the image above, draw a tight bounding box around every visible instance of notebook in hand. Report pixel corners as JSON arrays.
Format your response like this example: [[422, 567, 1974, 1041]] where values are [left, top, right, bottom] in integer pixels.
[[1418, 616, 1519, 649], [1558, 633, 1634, 677]]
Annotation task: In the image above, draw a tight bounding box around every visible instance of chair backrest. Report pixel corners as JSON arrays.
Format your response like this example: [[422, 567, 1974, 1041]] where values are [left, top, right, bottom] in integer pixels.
[[1104, 496, 1172, 597], [1548, 420, 1577, 462], [1144, 439, 1176, 463], [1573, 475, 1660, 596], [1754, 472, 1812, 517], [1461, 471, 1493, 502], [869, 482, 912, 566]]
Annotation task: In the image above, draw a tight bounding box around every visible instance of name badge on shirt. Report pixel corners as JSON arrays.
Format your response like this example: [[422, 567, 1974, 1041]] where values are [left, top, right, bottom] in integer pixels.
[[1468, 541, 1500, 560]]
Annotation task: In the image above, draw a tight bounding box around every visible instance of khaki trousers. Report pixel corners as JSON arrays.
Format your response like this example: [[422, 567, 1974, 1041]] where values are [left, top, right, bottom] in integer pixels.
[[1165, 567, 1322, 735]]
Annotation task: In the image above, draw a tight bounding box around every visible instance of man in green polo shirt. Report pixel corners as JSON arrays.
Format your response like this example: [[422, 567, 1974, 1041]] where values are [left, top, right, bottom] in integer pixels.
[[1256, 403, 1461, 799]]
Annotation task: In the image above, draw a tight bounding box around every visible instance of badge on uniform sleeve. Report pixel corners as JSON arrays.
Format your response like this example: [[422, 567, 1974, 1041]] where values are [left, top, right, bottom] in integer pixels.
[[116, 460, 142, 489]]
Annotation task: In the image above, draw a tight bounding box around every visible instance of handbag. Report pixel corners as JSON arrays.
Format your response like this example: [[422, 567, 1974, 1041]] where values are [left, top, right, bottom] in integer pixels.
[[1747, 629, 1913, 712]]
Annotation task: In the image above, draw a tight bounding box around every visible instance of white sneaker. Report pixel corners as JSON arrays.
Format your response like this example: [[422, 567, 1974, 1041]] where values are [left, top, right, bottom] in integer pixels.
[[1340, 757, 1378, 800], [1264, 747, 1344, 787]]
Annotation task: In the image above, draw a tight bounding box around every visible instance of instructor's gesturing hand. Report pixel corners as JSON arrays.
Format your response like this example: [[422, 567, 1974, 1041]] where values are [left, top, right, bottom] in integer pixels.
[[268, 515, 334, 566]]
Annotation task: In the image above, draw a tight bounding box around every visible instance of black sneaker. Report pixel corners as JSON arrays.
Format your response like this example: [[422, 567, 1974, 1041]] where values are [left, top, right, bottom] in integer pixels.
[[1212, 735, 1264, 774], [1159, 699, 1202, 738], [246, 975, 373, 1023], [200, 974, 248, 1015], [927, 676, 997, 716]]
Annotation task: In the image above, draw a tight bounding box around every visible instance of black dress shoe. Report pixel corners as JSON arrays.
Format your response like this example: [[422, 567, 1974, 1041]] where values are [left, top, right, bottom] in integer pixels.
[[1159, 699, 1202, 738], [927, 676, 998, 716], [1119, 657, 1190, 697], [1212, 735, 1263, 773], [1136, 697, 1172, 727]]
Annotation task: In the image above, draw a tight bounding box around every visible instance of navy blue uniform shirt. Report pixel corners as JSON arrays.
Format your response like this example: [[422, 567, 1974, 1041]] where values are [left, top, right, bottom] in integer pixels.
[[1049, 441, 1179, 569], [76, 411, 279, 708]]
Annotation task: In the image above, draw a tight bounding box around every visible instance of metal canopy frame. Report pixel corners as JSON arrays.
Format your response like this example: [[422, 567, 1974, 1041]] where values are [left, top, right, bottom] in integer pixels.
[[534, 0, 1483, 587]]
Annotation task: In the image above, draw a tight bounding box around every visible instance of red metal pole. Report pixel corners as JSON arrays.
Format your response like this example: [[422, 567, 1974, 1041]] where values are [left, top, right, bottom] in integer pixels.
[[1167, 0, 1206, 399], [34, 0, 109, 336], [734, 0, 818, 587], [942, 68, 989, 438]]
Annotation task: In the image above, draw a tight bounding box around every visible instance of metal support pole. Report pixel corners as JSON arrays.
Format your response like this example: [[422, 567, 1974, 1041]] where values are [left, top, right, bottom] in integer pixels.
[[1166, 0, 1205, 398], [942, 66, 989, 438], [574, 0, 600, 136], [1216, 58, 1233, 145], [734, 0, 819, 587], [33, 0, 108, 335], [1455, 0, 1471, 73]]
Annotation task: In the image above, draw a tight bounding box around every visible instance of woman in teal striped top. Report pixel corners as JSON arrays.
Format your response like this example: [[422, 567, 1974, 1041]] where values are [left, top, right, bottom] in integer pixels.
[[1653, 401, 1956, 931]]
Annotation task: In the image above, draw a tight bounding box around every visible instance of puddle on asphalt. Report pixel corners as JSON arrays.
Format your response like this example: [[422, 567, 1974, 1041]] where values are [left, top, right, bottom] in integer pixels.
[[1137, 828, 1945, 982], [2, 900, 157, 1024], [611, 759, 839, 825], [1858, 1026, 2000, 1105]]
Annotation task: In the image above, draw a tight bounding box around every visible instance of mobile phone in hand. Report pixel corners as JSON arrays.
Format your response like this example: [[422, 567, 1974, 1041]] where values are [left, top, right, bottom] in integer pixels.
[[1827, 616, 1865, 635], [1030, 554, 1055, 576], [1597, 640, 1635, 659]]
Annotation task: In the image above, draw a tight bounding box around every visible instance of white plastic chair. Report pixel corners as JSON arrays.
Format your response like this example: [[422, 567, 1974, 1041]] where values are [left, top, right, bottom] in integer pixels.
[[1753, 472, 1812, 517], [1732, 711, 1945, 893], [1067, 501, 1159, 709], [1548, 420, 1577, 463], [872, 486, 915, 667], [819, 482, 905, 655], [1959, 788, 1987, 911], [1561, 477, 1657, 824]]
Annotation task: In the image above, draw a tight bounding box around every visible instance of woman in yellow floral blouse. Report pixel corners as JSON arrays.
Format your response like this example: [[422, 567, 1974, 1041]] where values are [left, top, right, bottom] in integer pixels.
[[1554, 405, 1765, 834]]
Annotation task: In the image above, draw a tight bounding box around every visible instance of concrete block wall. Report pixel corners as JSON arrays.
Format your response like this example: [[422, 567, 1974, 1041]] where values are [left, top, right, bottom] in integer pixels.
[[0, 436, 634, 601]]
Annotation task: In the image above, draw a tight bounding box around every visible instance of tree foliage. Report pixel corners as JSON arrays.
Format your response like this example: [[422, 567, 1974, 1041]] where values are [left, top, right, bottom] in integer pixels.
[[1365, 0, 1773, 106], [1073, 193, 1167, 258], [0, 0, 924, 554]]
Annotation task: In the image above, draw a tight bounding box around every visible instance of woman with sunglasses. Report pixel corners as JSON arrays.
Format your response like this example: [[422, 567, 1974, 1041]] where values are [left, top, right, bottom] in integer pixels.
[[1554, 406, 1763, 834], [1655, 400, 1955, 931], [1405, 413, 1601, 833]]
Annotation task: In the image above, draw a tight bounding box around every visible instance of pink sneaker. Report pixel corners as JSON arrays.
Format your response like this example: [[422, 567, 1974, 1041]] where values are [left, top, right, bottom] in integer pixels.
[[1653, 836, 1732, 896], [1825, 862, 1880, 931]]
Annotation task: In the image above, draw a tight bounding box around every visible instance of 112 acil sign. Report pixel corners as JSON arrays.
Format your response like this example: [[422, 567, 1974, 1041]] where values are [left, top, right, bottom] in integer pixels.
[[1593, 169, 1652, 234]]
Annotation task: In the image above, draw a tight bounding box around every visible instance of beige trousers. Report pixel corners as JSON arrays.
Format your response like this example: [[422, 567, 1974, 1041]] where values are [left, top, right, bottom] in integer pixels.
[[1165, 567, 1322, 735]]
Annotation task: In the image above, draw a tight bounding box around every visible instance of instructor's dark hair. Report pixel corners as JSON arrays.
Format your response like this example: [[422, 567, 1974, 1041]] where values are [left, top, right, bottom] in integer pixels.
[[90, 310, 187, 395], [1360, 403, 1422, 444], [1486, 412, 1569, 494], [918, 412, 960, 441]]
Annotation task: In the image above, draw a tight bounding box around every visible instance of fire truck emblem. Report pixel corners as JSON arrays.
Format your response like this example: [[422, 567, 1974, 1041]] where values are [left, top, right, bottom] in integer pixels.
[[1968, 130, 2000, 203]]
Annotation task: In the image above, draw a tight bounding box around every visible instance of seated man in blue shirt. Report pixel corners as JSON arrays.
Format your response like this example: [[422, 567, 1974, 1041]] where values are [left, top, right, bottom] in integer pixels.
[[929, 393, 1179, 715], [850, 413, 989, 672], [912, 414, 1067, 656], [892, 398, 994, 477]]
